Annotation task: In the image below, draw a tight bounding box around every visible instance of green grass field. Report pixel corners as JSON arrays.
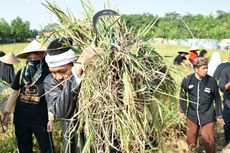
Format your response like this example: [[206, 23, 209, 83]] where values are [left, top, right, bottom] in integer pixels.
[[0, 43, 29, 72], [0, 42, 229, 152]]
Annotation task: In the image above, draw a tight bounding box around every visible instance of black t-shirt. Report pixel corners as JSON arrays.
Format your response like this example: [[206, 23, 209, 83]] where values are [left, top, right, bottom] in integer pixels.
[[180, 74, 222, 125], [12, 64, 50, 124], [213, 62, 230, 81], [174, 55, 186, 65]]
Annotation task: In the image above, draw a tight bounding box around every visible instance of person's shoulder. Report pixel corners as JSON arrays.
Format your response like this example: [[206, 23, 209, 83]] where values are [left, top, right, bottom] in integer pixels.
[[182, 74, 194, 85], [14, 69, 23, 78], [16, 69, 22, 75], [44, 73, 54, 83], [184, 73, 194, 80], [223, 66, 230, 72], [205, 74, 217, 83]]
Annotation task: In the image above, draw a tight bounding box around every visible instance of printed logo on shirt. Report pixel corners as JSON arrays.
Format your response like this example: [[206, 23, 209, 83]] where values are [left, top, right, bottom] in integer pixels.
[[188, 84, 194, 89], [204, 87, 211, 93], [19, 85, 41, 104]]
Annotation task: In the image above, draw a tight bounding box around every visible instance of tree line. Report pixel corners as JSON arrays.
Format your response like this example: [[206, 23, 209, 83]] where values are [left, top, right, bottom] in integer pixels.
[[1, 11, 230, 43], [0, 16, 38, 42], [122, 10, 230, 40]]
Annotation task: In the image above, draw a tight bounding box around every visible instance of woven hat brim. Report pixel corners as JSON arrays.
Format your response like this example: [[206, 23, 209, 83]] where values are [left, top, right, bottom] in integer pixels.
[[16, 49, 45, 59], [0, 52, 20, 64]]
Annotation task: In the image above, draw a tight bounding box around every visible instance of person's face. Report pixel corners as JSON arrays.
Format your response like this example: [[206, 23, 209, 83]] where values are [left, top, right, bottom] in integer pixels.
[[195, 65, 208, 78], [180, 53, 185, 57], [203, 53, 207, 58], [49, 63, 73, 84], [27, 52, 44, 61]]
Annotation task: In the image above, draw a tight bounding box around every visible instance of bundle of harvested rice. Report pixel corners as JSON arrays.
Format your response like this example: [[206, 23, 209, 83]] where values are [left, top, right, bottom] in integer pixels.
[[45, 1, 180, 152]]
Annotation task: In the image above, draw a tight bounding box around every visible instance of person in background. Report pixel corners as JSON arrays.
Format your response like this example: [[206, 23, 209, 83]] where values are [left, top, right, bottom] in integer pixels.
[[188, 46, 199, 65], [173, 49, 189, 65], [198, 49, 207, 58], [0, 52, 20, 84], [0, 52, 19, 123], [2, 40, 53, 153], [178, 57, 224, 153], [213, 56, 230, 81], [219, 66, 230, 144], [208, 52, 221, 77], [0, 51, 6, 87]]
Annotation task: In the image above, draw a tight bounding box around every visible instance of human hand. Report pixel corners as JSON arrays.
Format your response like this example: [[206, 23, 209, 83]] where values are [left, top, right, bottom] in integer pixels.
[[217, 117, 225, 126], [225, 82, 230, 90], [2, 112, 10, 127], [178, 112, 185, 120], [47, 120, 55, 132], [77, 45, 103, 64], [73, 63, 84, 77]]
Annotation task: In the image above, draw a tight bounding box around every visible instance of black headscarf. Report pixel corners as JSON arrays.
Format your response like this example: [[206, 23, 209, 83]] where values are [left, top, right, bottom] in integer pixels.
[[0, 63, 15, 84]]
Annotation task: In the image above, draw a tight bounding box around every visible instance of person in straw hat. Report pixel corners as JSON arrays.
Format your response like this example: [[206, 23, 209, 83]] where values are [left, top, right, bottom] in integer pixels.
[[44, 37, 101, 153], [173, 49, 189, 65], [2, 40, 53, 153], [188, 46, 199, 65], [0, 52, 19, 120], [0, 52, 20, 84]]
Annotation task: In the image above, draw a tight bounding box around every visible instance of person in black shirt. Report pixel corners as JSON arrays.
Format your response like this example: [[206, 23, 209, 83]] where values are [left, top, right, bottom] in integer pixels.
[[178, 57, 224, 153], [213, 61, 230, 81], [173, 50, 188, 65], [2, 40, 53, 153], [219, 66, 230, 144], [0, 52, 20, 84]]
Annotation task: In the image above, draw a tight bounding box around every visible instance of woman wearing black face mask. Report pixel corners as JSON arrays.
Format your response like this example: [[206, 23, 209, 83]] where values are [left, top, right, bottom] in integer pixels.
[[2, 40, 53, 153]]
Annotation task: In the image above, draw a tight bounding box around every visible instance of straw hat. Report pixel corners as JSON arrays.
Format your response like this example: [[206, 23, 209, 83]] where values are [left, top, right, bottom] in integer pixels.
[[178, 49, 189, 55], [16, 40, 46, 59], [0, 52, 20, 65], [189, 46, 200, 51]]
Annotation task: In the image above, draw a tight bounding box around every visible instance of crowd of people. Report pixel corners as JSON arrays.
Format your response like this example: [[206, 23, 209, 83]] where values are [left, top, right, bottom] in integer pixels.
[[0, 39, 230, 153], [174, 47, 230, 152]]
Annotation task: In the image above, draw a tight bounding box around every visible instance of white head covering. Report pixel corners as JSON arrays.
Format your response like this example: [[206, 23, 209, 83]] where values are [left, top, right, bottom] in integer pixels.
[[208, 52, 221, 76], [45, 49, 78, 68]]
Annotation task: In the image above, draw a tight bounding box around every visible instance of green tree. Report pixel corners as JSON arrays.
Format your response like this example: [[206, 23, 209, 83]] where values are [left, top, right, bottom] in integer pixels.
[[0, 18, 11, 41], [10, 17, 31, 42], [122, 12, 230, 39], [216, 10, 230, 31], [30, 29, 39, 39]]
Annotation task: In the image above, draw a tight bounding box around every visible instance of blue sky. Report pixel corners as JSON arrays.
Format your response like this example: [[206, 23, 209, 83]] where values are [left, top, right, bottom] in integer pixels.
[[0, 0, 229, 30]]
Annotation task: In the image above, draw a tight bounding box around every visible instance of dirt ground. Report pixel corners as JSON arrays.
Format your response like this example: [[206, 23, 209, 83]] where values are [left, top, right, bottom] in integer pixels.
[[173, 125, 230, 153]]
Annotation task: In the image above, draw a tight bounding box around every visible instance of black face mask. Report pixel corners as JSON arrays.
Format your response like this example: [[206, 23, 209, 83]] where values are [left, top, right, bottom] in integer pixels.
[[28, 60, 41, 66], [28, 60, 41, 76]]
